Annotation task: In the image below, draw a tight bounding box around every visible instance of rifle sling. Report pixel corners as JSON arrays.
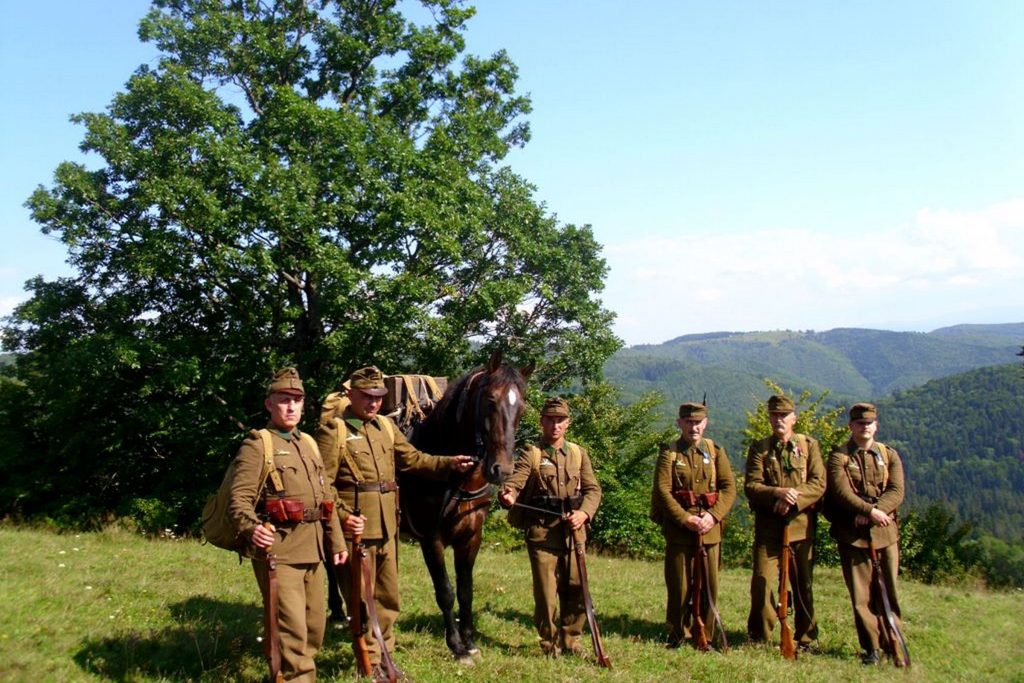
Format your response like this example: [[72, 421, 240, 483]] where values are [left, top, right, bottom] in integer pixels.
[[698, 543, 729, 651], [870, 544, 911, 667], [361, 552, 399, 682]]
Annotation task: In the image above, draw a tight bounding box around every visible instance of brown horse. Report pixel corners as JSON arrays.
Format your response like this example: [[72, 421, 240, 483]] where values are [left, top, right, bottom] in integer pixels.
[[400, 349, 532, 660]]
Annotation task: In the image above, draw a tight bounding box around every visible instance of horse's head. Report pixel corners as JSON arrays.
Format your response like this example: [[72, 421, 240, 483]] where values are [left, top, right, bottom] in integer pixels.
[[472, 349, 533, 485]]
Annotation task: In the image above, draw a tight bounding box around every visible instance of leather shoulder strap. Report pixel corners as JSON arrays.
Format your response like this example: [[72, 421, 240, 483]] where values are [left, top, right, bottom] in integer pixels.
[[258, 429, 285, 493]]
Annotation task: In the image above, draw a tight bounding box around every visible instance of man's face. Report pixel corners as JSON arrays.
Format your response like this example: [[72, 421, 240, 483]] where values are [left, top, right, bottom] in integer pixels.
[[769, 410, 797, 440], [265, 391, 304, 431], [677, 417, 708, 447], [540, 415, 570, 445], [348, 387, 384, 421], [850, 418, 878, 443]]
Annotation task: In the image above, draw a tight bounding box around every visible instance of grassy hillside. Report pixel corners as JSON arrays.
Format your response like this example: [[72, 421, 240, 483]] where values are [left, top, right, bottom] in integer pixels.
[[1, 525, 1021, 682]]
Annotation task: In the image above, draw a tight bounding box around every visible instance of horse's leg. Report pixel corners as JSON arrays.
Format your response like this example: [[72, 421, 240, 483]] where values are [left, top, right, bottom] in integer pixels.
[[420, 535, 468, 658], [454, 526, 483, 656]]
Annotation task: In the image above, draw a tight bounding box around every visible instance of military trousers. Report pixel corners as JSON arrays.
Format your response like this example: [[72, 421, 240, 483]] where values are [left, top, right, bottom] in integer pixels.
[[665, 541, 721, 645], [527, 543, 586, 655], [337, 536, 399, 665], [838, 542, 903, 653], [252, 559, 325, 683], [747, 537, 818, 646]]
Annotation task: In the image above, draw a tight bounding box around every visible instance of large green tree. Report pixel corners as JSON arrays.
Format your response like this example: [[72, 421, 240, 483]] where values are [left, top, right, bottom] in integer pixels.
[[1, 0, 618, 530]]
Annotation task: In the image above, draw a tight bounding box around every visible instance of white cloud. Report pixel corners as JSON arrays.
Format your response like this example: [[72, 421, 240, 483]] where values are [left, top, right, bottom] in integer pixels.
[[605, 198, 1024, 344], [0, 295, 26, 318]]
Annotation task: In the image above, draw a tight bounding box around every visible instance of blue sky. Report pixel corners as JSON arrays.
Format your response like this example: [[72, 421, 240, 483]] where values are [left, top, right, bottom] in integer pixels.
[[2, 1, 1022, 346]]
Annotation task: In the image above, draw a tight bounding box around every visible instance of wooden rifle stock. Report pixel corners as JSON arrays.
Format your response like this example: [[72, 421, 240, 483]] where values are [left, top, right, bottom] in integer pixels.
[[778, 523, 797, 660], [869, 541, 910, 668], [260, 522, 285, 683]]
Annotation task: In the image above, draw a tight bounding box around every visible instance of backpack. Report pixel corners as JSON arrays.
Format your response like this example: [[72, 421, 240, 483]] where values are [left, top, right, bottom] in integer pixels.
[[201, 429, 314, 553], [649, 438, 716, 525], [822, 442, 891, 523], [507, 442, 584, 529]]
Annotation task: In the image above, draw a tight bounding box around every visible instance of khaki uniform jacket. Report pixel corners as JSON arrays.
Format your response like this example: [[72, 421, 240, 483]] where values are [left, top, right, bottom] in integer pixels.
[[318, 407, 457, 541], [744, 433, 825, 544], [654, 438, 736, 546], [504, 441, 602, 550], [228, 426, 344, 563], [827, 439, 905, 549]]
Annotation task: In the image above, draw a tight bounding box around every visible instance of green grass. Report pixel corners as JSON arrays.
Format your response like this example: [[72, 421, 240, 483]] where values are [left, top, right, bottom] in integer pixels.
[[1, 526, 1022, 682]]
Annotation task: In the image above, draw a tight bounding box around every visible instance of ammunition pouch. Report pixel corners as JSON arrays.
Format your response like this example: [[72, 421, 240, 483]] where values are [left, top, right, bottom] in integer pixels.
[[263, 497, 325, 524], [671, 489, 718, 509]]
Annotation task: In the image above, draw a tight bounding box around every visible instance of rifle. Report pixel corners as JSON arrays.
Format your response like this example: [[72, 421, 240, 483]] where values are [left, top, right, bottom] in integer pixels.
[[349, 492, 398, 682], [692, 500, 729, 652], [778, 522, 797, 660], [869, 540, 911, 668], [564, 500, 611, 668], [260, 522, 285, 683]]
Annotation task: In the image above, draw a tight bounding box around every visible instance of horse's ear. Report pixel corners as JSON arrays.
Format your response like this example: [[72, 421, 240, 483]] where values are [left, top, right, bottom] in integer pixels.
[[520, 359, 536, 380], [486, 348, 503, 373]]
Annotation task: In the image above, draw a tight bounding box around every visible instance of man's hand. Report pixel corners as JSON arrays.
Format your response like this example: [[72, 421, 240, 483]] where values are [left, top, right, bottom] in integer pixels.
[[565, 509, 589, 531], [684, 514, 702, 532], [333, 551, 348, 565], [774, 487, 800, 505], [451, 455, 476, 473], [343, 514, 366, 536], [772, 499, 793, 516], [696, 511, 716, 535], [498, 487, 517, 509], [251, 523, 275, 549], [869, 507, 892, 527]]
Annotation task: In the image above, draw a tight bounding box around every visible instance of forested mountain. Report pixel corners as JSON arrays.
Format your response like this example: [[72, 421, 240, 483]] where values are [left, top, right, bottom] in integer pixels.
[[605, 324, 1022, 434], [877, 364, 1024, 542]]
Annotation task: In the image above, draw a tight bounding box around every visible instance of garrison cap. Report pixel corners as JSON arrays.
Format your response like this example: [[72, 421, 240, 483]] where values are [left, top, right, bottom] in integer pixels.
[[678, 402, 708, 420], [267, 367, 305, 397], [348, 366, 388, 396], [541, 396, 571, 418], [849, 402, 878, 422], [767, 394, 795, 414]]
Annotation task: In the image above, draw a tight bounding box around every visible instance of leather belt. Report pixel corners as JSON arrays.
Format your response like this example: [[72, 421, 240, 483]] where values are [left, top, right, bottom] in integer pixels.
[[346, 480, 399, 494]]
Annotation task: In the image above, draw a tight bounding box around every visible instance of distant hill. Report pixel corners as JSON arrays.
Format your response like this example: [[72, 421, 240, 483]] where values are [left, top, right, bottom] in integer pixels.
[[605, 323, 1022, 434], [877, 364, 1024, 542]]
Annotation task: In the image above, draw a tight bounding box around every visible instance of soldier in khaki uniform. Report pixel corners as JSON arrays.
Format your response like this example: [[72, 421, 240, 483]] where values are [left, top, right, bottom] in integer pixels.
[[498, 397, 602, 657], [826, 403, 906, 665], [744, 394, 826, 650], [228, 368, 346, 683], [651, 402, 736, 648], [317, 366, 474, 681]]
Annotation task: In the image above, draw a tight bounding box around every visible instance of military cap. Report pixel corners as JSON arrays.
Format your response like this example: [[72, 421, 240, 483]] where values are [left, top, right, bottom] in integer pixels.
[[767, 394, 795, 414], [348, 366, 388, 396], [267, 367, 304, 396], [541, 396, 571, 418], [849, 402, 878, 422], [678, 402, 708, 420]]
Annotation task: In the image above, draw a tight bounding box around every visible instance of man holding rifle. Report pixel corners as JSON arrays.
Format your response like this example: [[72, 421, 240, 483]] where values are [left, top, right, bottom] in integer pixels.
[[651, 402, 735, 650], [499, 397, 603, 659], [744, 394, 826, 653], [826, 403, 909, 666], [318, 366, 474, 682], [228, 368, 346, 682]]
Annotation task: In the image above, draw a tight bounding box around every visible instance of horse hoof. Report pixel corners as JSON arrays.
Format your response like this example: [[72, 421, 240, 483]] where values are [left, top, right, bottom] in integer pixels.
[[456, 655, 476, 666], [469, 648, 482, 661]]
